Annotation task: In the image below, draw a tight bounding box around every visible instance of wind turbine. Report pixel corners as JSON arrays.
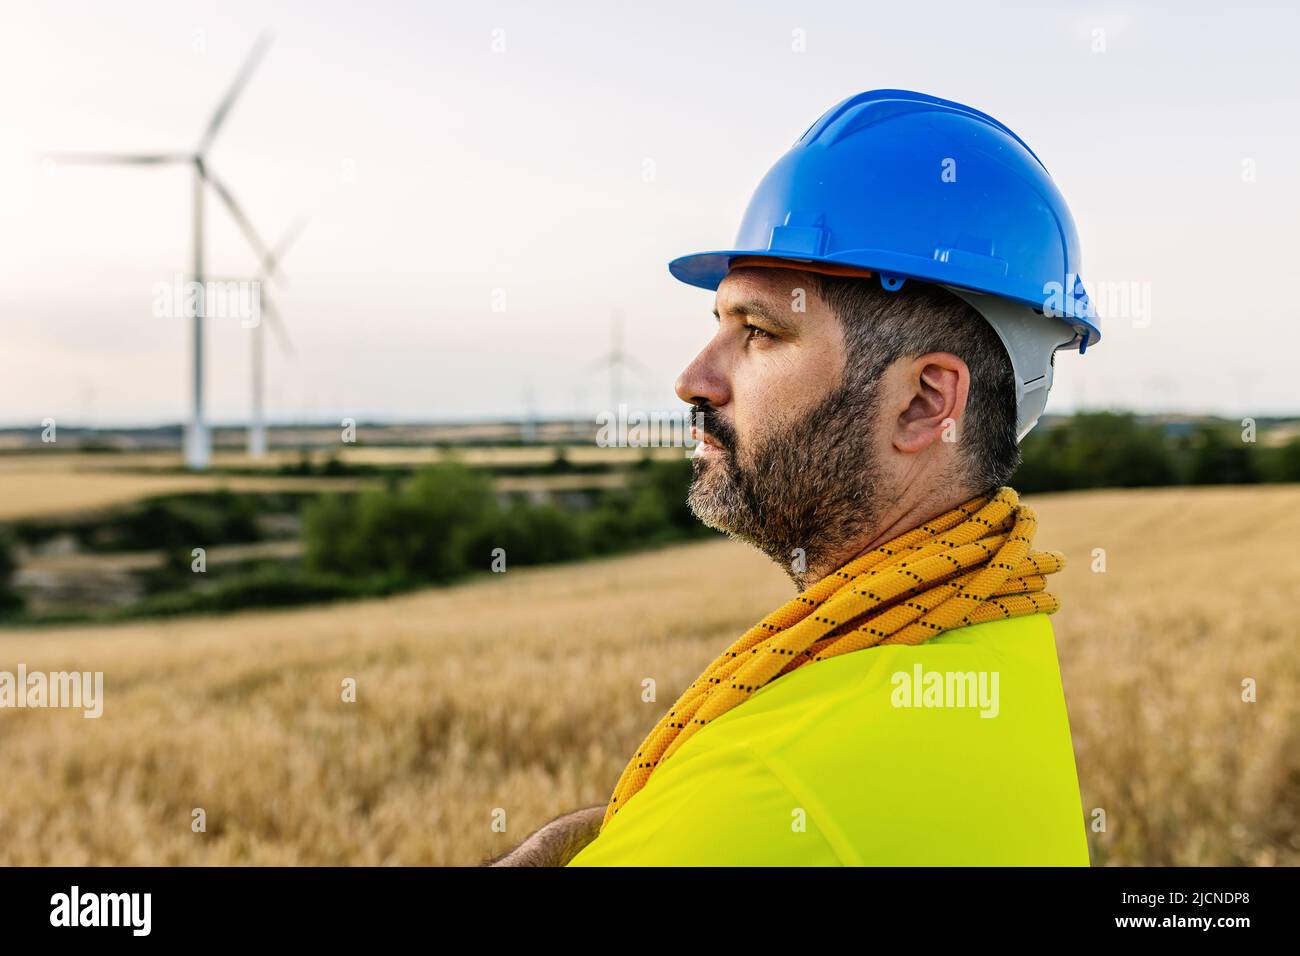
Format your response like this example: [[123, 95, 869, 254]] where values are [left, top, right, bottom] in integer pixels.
[[585, 311, 652, 413], [519, 381, 539, 443], [247, 220, 305, 457], [208, 219, 304, 458], [50, 33, 279, 470]]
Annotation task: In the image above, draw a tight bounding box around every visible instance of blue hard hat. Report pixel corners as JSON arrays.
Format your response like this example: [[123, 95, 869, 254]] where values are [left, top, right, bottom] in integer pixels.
[[668, 89, 1100, 351]]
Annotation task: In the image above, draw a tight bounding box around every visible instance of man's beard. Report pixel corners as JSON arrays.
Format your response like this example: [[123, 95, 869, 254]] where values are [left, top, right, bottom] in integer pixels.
[[686, 370, 886, 585]]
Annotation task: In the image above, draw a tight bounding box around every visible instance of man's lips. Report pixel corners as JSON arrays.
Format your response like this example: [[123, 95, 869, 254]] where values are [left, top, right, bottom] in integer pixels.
[[691, 424, 724, 449]]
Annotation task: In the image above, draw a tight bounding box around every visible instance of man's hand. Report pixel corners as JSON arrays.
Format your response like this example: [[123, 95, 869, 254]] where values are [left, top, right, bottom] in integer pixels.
[[482, 805, 606, 867]]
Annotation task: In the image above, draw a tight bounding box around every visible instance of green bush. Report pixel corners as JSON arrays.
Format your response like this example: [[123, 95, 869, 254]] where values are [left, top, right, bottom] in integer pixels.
[[492, 502, 585, 566], [0, 528, 23, 615], [96, 491, 262, 552], [1264, 436, 1300, 482], [304, 461, 500, 584], [579, 498, 637, 556], [9, 491, 306, 554], [1188, 425, 1259, 485], [125, 564, 402, 619], [302, 457, 707, 586], [577, 458, 709, 553], [1014, 412, 1177, 491], [1283, 438, 1300, 480], [634, 457, 698, 532]]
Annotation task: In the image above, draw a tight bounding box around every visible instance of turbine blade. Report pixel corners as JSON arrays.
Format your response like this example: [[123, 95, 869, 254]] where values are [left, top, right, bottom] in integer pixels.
[[622, 355, 655, 377], [197, 32, 272, 154], [260, 215, 309, 282], [46, 152, 190, 165], [205, 170, 275, 275]]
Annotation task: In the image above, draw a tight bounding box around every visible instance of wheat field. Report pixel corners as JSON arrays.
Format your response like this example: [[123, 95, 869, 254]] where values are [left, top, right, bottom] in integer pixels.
[[0, 485, 1296, 865]]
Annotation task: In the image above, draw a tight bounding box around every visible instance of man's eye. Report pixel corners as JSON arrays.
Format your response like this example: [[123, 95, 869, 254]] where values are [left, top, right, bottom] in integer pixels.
[[744, 324, 772, 341]]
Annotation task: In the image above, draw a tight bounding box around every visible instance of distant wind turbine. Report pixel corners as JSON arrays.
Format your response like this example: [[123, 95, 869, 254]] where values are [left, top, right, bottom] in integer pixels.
[[49, 33, 281, 470], [210, 218, 306, 458], [585, 311, 652, 413], [519, 382, 539, 443]]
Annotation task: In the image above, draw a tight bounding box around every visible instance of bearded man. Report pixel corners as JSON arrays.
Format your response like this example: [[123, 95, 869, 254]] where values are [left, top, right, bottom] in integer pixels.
[[487, 89, 1097, 867]]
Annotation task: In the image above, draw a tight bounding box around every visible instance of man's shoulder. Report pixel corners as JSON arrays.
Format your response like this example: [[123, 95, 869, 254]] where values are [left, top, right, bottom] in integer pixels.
[[570, 615, 1090, 866], [701, 613, 1065, 751], [707, 613, 1088, 864]]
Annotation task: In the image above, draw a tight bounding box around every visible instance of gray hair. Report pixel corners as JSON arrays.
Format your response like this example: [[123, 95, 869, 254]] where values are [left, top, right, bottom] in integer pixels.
[[802, 272, 1021, 493]]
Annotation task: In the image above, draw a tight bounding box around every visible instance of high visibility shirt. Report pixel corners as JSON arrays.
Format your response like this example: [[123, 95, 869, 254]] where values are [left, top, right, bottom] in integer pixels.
[[567, 613, 1089, 866]]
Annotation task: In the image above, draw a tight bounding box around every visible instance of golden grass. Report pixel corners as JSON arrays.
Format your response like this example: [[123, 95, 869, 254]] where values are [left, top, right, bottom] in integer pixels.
[[0, 485, 1296, 865]]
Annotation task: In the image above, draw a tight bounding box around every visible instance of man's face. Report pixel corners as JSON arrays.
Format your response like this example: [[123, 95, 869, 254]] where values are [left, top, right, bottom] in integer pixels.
[[674, 266, 889, 579]]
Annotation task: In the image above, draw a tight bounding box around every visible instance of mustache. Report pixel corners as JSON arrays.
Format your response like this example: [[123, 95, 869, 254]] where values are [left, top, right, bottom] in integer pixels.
[[691, 403, 738, 455]]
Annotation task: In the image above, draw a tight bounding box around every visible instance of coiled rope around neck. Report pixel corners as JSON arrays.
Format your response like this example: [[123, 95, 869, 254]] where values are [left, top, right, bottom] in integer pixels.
[[598, 485, 1065, 831]]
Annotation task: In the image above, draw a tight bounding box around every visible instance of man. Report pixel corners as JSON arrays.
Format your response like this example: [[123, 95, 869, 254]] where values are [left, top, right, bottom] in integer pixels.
[[487, 89, 1096, 867]]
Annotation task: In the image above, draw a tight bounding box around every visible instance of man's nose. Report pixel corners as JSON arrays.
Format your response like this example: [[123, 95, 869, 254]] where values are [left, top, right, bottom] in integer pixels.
[[674, 344, 730, 408]]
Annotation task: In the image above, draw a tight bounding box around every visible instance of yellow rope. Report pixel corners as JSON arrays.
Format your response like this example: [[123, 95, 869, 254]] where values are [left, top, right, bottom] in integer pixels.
[[598, 485, 1065, 831]]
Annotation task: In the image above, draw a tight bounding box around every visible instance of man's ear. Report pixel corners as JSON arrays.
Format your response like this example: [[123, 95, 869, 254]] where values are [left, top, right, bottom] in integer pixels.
[[893, 352, 970, 454]]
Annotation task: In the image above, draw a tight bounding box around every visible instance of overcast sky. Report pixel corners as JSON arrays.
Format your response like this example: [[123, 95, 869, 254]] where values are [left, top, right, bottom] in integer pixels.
[[3, 0, 1297, 427]]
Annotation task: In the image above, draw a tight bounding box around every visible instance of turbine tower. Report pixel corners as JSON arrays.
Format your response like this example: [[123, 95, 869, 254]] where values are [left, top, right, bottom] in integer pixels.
[[246, 220, 305, 458], [208, 219, 302, 458], [50, 34, 279, 470], [519, 381, 539, 443]]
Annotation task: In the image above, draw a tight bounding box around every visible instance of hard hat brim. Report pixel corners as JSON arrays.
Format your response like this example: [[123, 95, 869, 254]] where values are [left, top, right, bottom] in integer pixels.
[[667, 249, 1101, 349]]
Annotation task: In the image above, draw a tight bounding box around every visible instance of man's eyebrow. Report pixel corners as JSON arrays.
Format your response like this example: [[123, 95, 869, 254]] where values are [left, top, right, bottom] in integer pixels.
[[712, 299, 797, 333]]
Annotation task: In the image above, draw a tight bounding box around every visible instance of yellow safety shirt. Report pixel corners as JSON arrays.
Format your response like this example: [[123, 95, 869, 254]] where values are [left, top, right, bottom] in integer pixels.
[[568, 613, 1089, 866]]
